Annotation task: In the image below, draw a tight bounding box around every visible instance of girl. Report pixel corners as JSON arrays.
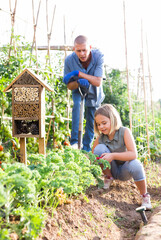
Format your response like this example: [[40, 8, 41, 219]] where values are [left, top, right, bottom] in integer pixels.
[[92, 104, 152, 210]]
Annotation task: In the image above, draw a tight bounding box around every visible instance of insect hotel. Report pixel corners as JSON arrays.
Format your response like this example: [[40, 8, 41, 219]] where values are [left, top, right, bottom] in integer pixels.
[[4, 68, 53, 164]]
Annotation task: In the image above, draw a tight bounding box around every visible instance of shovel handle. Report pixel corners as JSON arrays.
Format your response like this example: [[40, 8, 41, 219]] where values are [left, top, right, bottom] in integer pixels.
[[78, 96, 84, 150]]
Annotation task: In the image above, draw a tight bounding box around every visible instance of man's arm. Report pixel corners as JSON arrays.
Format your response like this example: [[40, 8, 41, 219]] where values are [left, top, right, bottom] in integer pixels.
[[78, 72, 102, 86], [67, 72, 102, 90]]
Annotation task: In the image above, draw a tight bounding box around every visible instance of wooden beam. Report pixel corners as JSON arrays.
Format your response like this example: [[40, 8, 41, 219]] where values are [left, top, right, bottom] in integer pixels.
[[37, 45, 73, 51]]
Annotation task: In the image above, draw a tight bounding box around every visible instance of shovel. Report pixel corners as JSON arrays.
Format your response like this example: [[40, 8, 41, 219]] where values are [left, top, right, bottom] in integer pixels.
[[78, 86, 89, 150], [136, 206, 148, 225]]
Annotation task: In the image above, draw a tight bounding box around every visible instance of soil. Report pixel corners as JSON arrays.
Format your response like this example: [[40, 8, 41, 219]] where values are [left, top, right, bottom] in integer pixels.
[[36, 161, 161, 240]]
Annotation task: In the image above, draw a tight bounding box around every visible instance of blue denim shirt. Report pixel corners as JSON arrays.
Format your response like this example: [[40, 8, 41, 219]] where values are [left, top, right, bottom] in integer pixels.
[[64, 49, 105, 107]]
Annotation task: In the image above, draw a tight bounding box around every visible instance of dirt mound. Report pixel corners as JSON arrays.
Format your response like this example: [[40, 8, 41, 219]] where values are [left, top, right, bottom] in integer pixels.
[[37, 173, 161, 240]]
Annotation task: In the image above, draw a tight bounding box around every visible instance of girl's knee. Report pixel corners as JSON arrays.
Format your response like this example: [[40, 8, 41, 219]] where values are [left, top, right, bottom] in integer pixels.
[[128, 159, 144, 171], [93, 144, 110, 157], [128, 159, 145, 181]]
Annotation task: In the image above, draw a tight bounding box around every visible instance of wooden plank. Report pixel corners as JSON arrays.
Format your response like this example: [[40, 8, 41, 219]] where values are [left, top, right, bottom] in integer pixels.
[[20, 138, 27, 165], [14, 134, 39, 138]]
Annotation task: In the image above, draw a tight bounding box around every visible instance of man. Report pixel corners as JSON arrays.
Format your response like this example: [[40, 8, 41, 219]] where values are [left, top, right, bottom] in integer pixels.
[[63, 35, 104, 152]]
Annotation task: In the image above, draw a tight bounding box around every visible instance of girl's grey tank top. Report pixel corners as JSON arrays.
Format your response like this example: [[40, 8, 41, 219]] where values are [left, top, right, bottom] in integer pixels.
[[99, 126, 127, 164]]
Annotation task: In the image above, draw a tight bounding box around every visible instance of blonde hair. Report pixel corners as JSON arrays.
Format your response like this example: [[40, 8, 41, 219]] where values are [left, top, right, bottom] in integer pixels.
[[94, 104, 122, 135]]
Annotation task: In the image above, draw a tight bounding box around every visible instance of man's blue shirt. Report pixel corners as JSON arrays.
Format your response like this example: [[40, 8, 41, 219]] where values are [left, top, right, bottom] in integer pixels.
[[64, 49, 105, 107]]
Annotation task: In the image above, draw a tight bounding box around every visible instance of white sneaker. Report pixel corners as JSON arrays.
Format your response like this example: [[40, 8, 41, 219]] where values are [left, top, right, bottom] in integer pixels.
[[141, 193, 152, 210], [103, 176, 113, 189], [71, 143, 78, 149]]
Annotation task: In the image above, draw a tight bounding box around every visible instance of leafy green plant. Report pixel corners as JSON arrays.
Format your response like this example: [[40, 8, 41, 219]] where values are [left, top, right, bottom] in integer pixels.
[[103, 69, 129, 126]]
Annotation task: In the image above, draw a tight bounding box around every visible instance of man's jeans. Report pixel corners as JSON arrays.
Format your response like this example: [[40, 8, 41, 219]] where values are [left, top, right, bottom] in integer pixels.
[[71, 92, 96, 152]]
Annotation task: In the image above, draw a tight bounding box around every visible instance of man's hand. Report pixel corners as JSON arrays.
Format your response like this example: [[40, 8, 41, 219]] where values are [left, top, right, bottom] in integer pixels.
[[77, 79, 89, 88], [63, 70, 79, 84]]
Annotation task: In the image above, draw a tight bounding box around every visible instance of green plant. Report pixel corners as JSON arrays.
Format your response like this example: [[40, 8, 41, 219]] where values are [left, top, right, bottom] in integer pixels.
[[103, 69, 129, 126]]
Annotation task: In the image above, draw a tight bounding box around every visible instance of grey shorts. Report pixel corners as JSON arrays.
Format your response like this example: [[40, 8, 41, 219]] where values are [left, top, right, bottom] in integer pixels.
[[93, 144, 146, 182]]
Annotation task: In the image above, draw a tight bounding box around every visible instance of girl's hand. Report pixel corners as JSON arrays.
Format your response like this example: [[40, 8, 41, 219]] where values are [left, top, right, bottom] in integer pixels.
[[100, 153, 113, 163]]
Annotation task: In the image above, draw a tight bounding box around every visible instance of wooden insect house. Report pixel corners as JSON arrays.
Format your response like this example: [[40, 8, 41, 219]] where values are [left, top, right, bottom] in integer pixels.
[[4, 68, 53, 164]]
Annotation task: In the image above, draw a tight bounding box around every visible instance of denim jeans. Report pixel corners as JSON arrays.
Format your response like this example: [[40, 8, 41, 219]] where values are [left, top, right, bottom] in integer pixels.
[[94, 144, 146, 182], [71, 91, 96, 152]]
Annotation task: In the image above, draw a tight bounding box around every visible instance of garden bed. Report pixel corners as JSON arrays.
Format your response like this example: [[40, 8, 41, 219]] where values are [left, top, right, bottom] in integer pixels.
[[36, 161, 161, 240]]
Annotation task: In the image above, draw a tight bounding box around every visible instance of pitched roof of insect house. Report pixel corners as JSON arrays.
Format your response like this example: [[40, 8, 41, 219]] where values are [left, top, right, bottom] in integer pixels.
[[3, 68, 54, 92]]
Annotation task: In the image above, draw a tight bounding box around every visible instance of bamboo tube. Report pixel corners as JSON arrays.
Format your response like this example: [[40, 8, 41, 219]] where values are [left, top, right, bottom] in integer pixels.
[[123, 1, 132, 130], [140, 20, 151, 160]]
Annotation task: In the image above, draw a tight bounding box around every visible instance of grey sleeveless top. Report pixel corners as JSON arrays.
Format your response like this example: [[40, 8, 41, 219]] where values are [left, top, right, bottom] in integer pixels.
[[99, 126, 127, 165]]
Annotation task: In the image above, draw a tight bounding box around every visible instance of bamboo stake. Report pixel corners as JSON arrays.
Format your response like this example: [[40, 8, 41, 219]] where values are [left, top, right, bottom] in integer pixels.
[[146, 35, 156, 144], [31, 0, 41, 69], [123, 1, 132, 130], [140, 20, 151, 160], [64, 15, 70, 130], [46, 0, 56, 65], [137, 68, 141, 99], [8, 0, 17, 58], [104, 64, 112, 93], [46, 116, 53, 147], [45, 1, 56, 148]]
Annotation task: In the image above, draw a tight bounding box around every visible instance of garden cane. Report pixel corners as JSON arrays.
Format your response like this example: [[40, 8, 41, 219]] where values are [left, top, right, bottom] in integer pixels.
[[78, 86, 88, 150]]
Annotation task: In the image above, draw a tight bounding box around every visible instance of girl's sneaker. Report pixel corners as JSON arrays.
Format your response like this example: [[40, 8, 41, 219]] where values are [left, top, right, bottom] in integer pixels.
[[141, 193, 152, 210], [103, 176, 113, 189]]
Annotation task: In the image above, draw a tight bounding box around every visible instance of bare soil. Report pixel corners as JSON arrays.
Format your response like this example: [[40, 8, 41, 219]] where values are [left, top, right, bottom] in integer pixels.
[[37, 161, 161, 240]]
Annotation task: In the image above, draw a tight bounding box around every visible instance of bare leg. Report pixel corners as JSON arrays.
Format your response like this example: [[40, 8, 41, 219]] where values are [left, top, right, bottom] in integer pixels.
[[134, 180, 147, 195]]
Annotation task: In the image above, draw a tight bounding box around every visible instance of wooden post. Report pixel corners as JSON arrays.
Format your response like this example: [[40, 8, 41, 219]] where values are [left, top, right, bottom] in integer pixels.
[[123, 1, 132, 130], [20, 138, 27, 165], [39, 137, 46, 155], [141, 20, 151, 160]]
